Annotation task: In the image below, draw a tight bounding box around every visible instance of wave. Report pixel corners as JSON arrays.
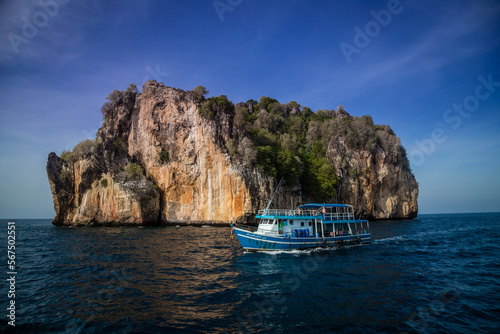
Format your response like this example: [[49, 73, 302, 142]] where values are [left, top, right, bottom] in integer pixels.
[[373, 235, 406, 244], [246, 243, 366, 256]]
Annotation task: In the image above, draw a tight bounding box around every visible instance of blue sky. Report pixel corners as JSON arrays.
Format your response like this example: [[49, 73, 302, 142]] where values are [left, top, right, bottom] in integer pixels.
[[0, 0, 499, 218]]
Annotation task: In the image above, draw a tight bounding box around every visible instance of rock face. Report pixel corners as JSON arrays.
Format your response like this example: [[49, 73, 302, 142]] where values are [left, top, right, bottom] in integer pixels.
[[46, 153, 160, 226], [328, 139, 418, 220], [46, 81, 418, 226]]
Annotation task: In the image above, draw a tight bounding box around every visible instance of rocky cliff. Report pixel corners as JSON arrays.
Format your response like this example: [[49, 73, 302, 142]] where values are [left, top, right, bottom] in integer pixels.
[[46, 81, 418, 226]]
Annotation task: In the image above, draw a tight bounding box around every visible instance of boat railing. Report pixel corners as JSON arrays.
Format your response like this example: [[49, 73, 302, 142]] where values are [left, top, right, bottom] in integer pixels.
[[323, 213, 355, 221], [258, 209, 321, 217], [258, 209, 356, 221], [237, 224, 258, 232], [258, 209, 297, 216]]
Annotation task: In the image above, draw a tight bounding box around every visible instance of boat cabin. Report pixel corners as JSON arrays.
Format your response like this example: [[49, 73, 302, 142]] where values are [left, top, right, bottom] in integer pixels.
[[255, 203, 369, 238]]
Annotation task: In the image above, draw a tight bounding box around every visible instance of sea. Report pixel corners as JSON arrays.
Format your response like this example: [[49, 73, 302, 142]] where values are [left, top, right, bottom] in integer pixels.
[[0, 213, 499, 333]]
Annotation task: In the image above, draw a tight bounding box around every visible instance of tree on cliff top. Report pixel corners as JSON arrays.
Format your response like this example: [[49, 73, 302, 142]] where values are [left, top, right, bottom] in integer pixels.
[[199, 95, 234, 119], [101, 84, 138, 119], [126, 83, 138, 93], [107, 90, 124, 104], [192, 85, 209, 101]]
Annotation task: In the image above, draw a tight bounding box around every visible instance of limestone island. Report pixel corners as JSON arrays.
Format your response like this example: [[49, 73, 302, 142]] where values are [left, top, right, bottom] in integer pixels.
[[46, 81, 418, 226]]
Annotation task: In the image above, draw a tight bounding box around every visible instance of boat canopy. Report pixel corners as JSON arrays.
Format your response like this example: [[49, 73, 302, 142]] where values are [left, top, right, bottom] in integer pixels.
[[298, 203, 350, 209]]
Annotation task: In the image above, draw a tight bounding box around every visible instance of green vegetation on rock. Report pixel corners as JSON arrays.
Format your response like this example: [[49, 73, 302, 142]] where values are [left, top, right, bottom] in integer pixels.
[[192, 85, 209, 101], [101, 83, 138, 119], [199, 95, 234, 119], [125, 163, 144, 179], [100, 178, 108, 187], [60, 139, 96, 163], [215, 93, 412, 202], [113, 137, 127, 155], [159, 150, 169, 162]]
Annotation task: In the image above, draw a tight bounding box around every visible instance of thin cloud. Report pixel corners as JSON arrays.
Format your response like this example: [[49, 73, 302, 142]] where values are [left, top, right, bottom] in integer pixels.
[[332, 1, 500, 94]]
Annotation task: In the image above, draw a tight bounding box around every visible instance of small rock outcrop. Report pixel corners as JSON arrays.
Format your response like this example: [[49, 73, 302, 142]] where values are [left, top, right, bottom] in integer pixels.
[[46, 81, 418, 226]]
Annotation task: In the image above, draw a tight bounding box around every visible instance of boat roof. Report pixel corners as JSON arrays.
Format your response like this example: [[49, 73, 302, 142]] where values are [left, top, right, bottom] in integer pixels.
[[298, 203, 350, 209]]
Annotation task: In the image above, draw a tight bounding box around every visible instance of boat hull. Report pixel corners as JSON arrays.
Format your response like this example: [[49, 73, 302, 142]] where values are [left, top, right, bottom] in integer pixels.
[[234, 227, 370, 252]]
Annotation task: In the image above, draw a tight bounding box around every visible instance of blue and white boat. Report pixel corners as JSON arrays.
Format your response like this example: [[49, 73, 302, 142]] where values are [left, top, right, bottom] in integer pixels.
[[233, 203, 371, 252]]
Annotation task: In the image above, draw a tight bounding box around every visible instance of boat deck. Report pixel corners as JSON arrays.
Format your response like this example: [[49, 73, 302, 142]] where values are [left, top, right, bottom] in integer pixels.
[[257, 208, 358, 221]]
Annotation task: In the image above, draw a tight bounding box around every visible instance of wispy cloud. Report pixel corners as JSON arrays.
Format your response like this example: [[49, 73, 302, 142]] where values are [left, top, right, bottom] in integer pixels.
[[331, 1, 500, 95], [0, 0, 151, 63]]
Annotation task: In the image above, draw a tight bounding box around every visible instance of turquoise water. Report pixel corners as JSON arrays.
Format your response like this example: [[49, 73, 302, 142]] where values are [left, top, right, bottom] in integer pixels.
[[1, 213, 499, 333]]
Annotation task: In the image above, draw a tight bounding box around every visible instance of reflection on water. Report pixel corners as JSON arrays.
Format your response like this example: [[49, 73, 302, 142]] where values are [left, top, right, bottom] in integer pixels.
[[60, 227, 242, 328]]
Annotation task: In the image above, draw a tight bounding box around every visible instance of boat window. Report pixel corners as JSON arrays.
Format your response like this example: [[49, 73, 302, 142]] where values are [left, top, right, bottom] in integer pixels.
[[301, 222, 304, 226], [289, 221, 294, 225], [309, 221, 312, 226]]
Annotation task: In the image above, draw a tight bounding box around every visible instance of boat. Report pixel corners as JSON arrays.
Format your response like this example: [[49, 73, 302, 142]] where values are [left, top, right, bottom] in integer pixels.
[[233, 203, 370, 252]]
